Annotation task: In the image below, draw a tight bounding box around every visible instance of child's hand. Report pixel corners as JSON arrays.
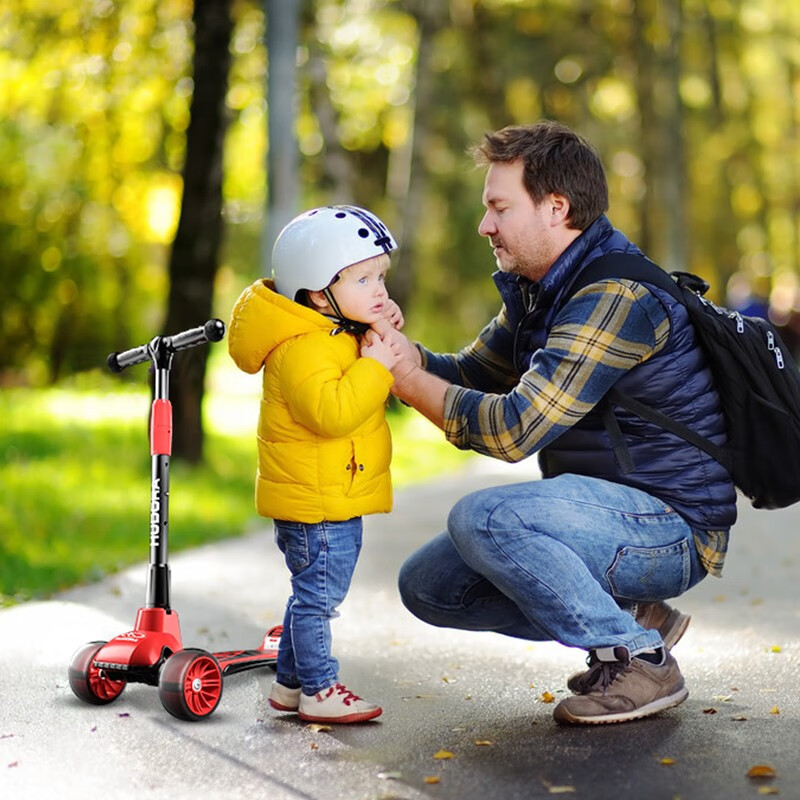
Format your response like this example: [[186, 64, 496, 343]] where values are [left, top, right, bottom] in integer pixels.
[[361, 329, 403, 371], [369, 323, 421, 368], [383, 299, 404, 330]]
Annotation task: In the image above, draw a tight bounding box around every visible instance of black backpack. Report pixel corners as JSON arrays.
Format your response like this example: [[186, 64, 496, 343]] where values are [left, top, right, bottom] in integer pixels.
[[564, 252, 800, 509]]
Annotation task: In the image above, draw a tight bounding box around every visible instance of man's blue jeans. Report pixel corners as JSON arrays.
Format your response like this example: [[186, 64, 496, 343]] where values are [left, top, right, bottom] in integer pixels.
[[273, 517, 362, 695], [398, 474, 707, 656]]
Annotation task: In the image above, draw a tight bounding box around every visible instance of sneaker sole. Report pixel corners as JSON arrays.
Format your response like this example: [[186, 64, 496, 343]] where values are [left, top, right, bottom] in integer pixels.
[[269, 699, 299, 712], [660, 610, 691, 650], [554, 686, 689, 725], [298, 707, 383, 724]]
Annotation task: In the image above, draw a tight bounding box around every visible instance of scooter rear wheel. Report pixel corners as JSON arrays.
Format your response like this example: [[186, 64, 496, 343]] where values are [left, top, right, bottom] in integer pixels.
[[159, 649, 223, 721], [68, 641, 126, 705], [259, 625, 282, 671]]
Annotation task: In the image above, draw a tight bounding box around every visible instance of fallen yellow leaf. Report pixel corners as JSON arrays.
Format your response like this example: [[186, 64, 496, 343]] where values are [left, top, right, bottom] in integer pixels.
[[747, 765, 777, 779], [660, 757, 677, 765], [434, 749, 455, 760], [473, 740, 493, 746], [757, 788, 779, 796], [770, 706, 780, 715], [541, 783, 576, 794], [540, 691, 556, 703], [308, 723, 332, 732], [770, 645, 782, 653], [424, 776, 441, 784]]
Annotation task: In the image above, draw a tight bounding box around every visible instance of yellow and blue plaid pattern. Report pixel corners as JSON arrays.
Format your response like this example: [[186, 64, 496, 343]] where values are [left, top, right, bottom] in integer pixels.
[[424, 279, 729, 575]]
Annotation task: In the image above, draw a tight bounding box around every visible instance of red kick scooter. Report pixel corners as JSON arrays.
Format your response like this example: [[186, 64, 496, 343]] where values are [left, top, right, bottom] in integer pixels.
[[68, 319, 281, 721]]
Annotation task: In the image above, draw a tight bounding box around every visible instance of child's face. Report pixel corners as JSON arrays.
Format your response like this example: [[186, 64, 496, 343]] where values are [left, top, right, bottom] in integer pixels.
[[328, 254, 390, 324]]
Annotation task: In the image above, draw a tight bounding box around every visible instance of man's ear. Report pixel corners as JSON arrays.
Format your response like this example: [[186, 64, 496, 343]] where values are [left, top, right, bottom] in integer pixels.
[[307, 289, 331, 311], [549, 194, 571, 226]]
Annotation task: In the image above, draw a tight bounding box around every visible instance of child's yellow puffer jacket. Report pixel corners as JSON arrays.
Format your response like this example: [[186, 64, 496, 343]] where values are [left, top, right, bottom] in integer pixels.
[[228, 279, 394, 523]]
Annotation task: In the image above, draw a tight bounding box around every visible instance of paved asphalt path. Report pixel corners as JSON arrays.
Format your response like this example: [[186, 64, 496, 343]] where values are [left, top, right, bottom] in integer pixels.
[[2, 460, 799, 800]]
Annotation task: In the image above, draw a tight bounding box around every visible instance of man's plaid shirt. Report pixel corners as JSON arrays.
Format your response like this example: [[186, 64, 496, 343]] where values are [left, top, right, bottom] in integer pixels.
[[419, 279, 729, 576]]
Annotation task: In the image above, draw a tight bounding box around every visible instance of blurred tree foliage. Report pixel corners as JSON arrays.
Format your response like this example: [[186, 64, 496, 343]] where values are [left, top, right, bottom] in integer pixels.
[[2, 0, 800, 385]]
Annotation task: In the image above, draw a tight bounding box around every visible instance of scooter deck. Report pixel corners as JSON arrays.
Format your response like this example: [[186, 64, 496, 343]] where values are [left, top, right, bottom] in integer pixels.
[[213, 648, 278, 676], [213, 626, 281, 677]]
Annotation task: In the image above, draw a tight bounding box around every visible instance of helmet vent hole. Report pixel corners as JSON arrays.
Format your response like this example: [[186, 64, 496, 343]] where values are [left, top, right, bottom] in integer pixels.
[[357, 228, 369, 238], [335, 212, 346, 219]]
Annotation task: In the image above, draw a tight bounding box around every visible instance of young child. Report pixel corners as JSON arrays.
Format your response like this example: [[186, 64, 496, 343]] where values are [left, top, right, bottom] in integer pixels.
[[228, 205, 402, 724]]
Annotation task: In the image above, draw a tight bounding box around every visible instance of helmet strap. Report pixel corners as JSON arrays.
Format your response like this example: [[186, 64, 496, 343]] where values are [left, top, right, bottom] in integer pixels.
[[322, 286, 369, 336]]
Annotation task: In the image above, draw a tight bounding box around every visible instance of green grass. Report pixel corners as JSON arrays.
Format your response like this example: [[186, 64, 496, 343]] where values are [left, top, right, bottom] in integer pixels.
[[0, 377, 473, 605]]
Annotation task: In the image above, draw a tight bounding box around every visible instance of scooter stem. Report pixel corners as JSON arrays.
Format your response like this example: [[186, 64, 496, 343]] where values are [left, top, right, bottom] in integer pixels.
[[146, 337, 174, 610]]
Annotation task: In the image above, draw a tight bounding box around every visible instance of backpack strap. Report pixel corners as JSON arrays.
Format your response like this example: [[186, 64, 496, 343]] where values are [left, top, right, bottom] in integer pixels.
[[564, 252, 682, 303], [561, 252, 732, 473]]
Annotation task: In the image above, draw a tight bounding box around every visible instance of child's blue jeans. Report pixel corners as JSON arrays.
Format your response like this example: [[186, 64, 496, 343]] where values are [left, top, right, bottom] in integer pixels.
[[273, 517, 362, 695]]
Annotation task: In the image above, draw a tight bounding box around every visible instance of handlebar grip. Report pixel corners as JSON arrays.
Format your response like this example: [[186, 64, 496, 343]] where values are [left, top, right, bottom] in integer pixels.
[[167, 318, 226, 351], [108, 344, 150, 372]]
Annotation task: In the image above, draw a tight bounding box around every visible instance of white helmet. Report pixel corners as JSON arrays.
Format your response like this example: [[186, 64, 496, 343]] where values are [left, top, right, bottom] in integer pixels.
[[271, 205, 397, 301]]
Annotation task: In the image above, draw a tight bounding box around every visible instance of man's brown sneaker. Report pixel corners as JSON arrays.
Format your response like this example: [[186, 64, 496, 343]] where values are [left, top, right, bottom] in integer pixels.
[[567, 601, 690, 694], [554, 648, 688, 725], [635, 601, 691, 649]]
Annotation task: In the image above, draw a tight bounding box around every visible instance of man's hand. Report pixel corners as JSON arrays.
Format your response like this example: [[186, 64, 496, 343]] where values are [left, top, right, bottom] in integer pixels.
[[370, 320, 421, 368], [361, 329, 403, 371], [367, 319, 447, 428]]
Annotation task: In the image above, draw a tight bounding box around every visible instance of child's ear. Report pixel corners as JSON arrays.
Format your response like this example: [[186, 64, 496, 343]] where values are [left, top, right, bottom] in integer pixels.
[[307, 290, 330, 311]]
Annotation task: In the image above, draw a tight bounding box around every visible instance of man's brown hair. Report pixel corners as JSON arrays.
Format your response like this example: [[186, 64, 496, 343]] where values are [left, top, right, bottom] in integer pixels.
[[472, 121, 609, 230]]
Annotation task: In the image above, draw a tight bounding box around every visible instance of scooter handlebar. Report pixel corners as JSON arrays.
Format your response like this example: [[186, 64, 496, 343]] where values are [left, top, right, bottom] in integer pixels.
[[169, 318, 226, 351], [107, 319, 226, 372]]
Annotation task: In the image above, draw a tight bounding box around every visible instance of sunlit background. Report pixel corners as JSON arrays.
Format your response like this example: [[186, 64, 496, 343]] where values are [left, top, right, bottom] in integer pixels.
[[2, 0, 800, 602]]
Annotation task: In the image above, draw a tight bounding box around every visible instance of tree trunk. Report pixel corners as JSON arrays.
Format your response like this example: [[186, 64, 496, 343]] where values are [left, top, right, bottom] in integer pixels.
[[659, 0, 689, 272], [702, 1, 737, 286], [632, 0, 658, 256], [308, 39, 354, 203], [261, 0, 300, 268], [163, 0, 233, 463], [389, 1, 447, 316]]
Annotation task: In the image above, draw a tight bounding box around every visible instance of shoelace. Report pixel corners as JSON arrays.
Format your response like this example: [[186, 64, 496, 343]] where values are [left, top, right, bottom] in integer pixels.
[[333, 684, 362, 706], [581, 657, 631, 694]]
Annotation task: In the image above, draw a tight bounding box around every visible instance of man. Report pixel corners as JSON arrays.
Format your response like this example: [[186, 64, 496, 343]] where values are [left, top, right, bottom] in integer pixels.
[[379, 121, 736, 725]]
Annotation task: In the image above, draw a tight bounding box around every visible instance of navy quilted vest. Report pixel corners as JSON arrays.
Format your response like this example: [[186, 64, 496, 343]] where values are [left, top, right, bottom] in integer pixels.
[[496, 216, 737, 531]]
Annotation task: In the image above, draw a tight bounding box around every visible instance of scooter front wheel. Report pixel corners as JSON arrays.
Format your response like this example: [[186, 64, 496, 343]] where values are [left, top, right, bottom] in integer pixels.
[[158, 649, 223, 721], [68, 641, 126, 705]]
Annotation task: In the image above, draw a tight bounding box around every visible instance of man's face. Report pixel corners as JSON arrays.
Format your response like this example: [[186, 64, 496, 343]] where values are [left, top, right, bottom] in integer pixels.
[[478, 160, 561, 282]]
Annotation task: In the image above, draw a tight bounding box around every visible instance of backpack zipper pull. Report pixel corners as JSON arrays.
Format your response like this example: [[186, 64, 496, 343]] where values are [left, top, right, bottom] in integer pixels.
[[766, 330, 785, 369], [729, 311, 744, 333]]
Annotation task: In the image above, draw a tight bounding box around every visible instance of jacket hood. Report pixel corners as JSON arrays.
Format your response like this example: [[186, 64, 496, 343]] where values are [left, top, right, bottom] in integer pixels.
[[228, 279, 334, 374]]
